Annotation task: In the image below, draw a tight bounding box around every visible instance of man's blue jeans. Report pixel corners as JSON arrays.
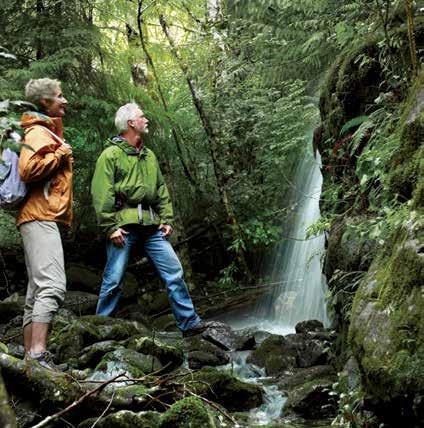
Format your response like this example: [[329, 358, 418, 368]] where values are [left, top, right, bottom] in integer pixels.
[[96, 225, 201, 332]]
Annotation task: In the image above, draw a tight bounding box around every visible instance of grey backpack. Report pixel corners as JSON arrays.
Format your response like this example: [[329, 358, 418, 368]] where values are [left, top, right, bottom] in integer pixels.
[[0, 132, 27, 210]]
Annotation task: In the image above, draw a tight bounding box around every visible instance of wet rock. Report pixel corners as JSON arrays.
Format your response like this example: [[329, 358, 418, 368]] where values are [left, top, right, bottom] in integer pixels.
[[201, 321, 238, 351], [79, 410, 161, 428], [128, 336, 184, 372], [139, 291, 170, 315], [159, 396, 215, 428], [95, 349, 162, 377], [233, 327, 256, 351], [184, 335, 229, 369], [248, 335, 298, 375], [248, 333, 330, 375], [295, 320, 324, 334], [178, 367, 263, 411], [284, 380, 337, 419], [278, 365, 336, 391], [62, 291, 98, 315], [78, 340, 123, 368], [297, 338, 329, 368]]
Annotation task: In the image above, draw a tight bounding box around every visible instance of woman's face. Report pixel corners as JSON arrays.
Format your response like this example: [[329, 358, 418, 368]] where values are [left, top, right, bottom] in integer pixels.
[[41, 87, 68, 117]]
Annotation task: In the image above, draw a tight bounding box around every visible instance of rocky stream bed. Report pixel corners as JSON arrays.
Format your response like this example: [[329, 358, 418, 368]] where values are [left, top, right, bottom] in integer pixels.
[[0, 285, 338, 428]]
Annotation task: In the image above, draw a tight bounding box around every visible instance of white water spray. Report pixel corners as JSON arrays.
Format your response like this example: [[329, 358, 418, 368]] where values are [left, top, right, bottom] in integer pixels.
[[255, 149, 331, 330]]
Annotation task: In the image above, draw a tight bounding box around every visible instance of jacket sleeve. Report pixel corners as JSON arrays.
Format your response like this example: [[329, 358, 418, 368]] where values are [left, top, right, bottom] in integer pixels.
[[19, 134, 71, 183], [155, 159, 174, 226], [91, 150, 117, 236]]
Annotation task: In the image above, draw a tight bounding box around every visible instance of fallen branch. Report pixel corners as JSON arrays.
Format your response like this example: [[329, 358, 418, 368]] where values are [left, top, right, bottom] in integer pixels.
[[31, 372, 126, 428], [89, 388, 115, 428]]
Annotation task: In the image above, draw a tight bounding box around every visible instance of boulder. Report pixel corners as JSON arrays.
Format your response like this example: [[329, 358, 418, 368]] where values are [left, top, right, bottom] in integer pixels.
[[78, 340, 123, 368], [79, 410, 161, 428], [95, 348, 162, 378], [52, 316, 142, 364], [128, 336, 184, 372], [159, 397, 215, 428], [184, 336, 230, 369], [200, 321, 242, 351], [178, 367, 263, 412], [248, 333, 330, 375], [295, 320, 324, 334]]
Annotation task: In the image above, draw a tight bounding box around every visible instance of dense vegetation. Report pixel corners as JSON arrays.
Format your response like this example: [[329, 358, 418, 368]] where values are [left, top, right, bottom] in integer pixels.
[[0, 1, 423, 426]]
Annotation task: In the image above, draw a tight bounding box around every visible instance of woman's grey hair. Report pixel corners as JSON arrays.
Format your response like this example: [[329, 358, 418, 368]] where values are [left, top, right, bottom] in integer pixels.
[[25, 78, 61, 106], [115, 102, 141, 133]]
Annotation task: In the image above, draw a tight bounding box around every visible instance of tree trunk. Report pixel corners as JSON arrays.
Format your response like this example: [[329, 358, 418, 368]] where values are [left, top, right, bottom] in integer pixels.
[[159, 14, 252, 282]]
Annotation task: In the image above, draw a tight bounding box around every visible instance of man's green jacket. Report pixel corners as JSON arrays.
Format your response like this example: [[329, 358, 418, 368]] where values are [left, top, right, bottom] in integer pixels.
[[91, 136, 174, 236]]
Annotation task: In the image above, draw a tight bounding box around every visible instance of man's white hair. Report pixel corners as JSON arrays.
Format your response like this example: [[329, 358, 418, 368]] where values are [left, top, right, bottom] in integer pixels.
[[115, 102, 141, 133], [25, 78, 61, 107]]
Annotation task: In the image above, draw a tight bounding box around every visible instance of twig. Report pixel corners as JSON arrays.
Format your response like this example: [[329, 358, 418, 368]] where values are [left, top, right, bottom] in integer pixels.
[[90, 388, 115, 428], [30, 372, 126, 428]]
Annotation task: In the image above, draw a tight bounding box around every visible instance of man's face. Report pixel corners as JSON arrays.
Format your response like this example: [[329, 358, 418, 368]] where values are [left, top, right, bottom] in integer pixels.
[[42, 87, 68, 117], [129, 109, 149, 135]]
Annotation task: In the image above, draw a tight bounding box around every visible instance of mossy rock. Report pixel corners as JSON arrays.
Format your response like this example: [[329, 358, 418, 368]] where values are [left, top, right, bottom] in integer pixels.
[[179, 367, 263, 412], [349, 227, 424, 422], [79, 410, 161, 428], [78, 340, 123, 368], [386, 71, 424, 204], [95, 348, 162, 377], [284, 375, 337, 419], [184, 335, 229, 369], [159, 397, 215, 428], [152, 313, 178, 332], [52, 316, 142, 363], [248, 335, 298, 375], [128, 336, 184, 372]]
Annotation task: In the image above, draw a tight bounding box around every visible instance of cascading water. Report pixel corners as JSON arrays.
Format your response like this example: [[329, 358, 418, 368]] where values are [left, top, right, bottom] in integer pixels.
[[255, 147, 331, 331], [214, 144, 332, 426]]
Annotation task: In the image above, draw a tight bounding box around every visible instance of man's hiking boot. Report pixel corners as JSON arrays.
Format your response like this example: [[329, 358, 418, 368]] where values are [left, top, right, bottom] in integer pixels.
[[182, 321, 212, 338], [26, 351, 66, 372]]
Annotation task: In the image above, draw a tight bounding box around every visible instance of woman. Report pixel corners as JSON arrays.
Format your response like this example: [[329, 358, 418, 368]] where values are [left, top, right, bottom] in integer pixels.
[[17, 78, 72, 370]]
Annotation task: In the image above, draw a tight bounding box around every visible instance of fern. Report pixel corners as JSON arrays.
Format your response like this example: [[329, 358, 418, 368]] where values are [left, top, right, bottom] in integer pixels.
[[348, 119, 375, 156], [340, 115, 369, 136]]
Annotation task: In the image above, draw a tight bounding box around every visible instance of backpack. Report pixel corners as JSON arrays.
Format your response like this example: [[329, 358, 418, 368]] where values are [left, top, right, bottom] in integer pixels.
[[0, 131, 27, 210]]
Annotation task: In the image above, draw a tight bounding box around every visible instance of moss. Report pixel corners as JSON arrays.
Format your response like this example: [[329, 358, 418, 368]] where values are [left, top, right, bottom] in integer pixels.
[[79, 411, 161, 428], [129, 336, 184, 371], [159, 397, 213, 428], [180, 367, 263, 412], [349, 230, 424, 404]]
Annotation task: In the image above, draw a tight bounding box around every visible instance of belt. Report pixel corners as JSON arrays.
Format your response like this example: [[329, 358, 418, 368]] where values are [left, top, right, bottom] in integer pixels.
[[121, 202, 156, 223]]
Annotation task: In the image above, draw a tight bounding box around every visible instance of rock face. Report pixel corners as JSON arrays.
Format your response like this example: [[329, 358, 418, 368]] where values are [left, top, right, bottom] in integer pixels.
[[349, 236, 424, 423]]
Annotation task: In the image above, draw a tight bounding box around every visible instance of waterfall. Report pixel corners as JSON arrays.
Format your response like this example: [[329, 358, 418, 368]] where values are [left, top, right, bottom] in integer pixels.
[[255, 147, 330, 332]]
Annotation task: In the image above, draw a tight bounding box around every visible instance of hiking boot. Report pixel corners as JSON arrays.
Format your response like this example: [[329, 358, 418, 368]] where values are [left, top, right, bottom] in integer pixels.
[[182, 321, 212, 338], [26, 351, 66, 372]]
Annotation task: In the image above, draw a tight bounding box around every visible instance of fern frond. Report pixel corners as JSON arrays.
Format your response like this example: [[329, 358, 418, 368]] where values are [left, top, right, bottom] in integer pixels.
[[340, 115, 369, 136], [348, 120, 374, 155]]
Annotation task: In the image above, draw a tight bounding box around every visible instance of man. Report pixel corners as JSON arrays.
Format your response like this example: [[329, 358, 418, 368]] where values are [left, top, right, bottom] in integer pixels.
[[91, 102, 209, 337], [17, 78, 73, 369]]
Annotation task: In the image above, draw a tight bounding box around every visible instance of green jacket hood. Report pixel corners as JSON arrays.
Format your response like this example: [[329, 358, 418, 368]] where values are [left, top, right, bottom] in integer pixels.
[[107, 136, 148, 156]]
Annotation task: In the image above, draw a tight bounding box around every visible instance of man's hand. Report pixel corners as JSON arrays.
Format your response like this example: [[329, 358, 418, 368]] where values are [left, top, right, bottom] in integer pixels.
[[110, 228, 129, 247], [158, 224, 173, 238]]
